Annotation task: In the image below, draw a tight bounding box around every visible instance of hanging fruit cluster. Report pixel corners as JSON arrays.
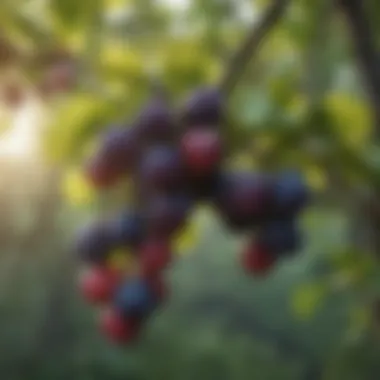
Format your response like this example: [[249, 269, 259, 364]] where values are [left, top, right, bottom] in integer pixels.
[[75, 87, 310, 345]]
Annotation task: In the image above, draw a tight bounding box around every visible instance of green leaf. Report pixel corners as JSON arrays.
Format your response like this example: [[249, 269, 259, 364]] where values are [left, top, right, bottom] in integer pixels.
[[291, 281, 328, 320], [327, 248, 377, 292], [100, 44, 145, 82], [303, 164, 328, 192], [43, 93, 114, 163], [345, 306, 372, 343], [0, 2, 52, 46], [324, 92, 372, 150], [50, 0, 90, 31]]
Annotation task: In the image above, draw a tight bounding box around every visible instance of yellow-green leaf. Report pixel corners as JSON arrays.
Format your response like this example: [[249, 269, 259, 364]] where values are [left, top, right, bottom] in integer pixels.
[[304, 165, 327, 192], [100, 44, 145, 81], [324, 92, 372, 150], [173, 216, 200, 255], [330, 248, 376, 284], [62, 166, 96, 207], [291, 281, 328, 320], [43, 93, 113, 163]]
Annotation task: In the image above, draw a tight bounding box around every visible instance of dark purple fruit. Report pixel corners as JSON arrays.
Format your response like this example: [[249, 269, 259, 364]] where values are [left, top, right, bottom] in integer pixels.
[[85, 155, 120, 189], [180, 128, 223, 176], [137, 99, 175, 141], [181, 87, 224, 126], [270, 171, 309, 217], [99, 126, 142, 171], [86, 126, 141, 188], [75, 222, 116, 264], [139, 145, 185, 192], [113, 210, 145, 249], [214, 171, 273, 231], [143, 194, 193, 238], [257, 219, 302, 255], [114, 278, 157, 319], [186, 171, 223, 201]]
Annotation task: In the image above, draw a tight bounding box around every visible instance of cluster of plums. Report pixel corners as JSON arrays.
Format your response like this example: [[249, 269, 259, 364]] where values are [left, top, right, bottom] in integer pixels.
[[75, 86, 309, 345]]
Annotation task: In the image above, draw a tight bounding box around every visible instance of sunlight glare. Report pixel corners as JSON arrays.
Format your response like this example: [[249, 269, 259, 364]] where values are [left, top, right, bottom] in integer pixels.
[[0, 97, 46, 161]]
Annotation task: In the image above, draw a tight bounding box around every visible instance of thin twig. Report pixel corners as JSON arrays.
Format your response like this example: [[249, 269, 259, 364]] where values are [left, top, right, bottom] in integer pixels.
[[220, 0, 291, 96], [339, 0, 380, 137]]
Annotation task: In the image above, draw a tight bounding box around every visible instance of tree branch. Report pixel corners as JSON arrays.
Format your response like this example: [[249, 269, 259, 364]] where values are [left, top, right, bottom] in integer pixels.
[[220, 0, 291, 96], [339, 0, 380, 137], [339, 0, 380, 256]]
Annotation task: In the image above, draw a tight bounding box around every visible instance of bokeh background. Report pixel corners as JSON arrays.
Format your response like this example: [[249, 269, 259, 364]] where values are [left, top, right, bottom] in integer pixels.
[[0, 0, 380, 379]]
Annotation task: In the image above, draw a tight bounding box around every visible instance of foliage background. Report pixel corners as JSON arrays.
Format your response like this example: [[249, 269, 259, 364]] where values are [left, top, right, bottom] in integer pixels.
[[0, 0, 380, 379]]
